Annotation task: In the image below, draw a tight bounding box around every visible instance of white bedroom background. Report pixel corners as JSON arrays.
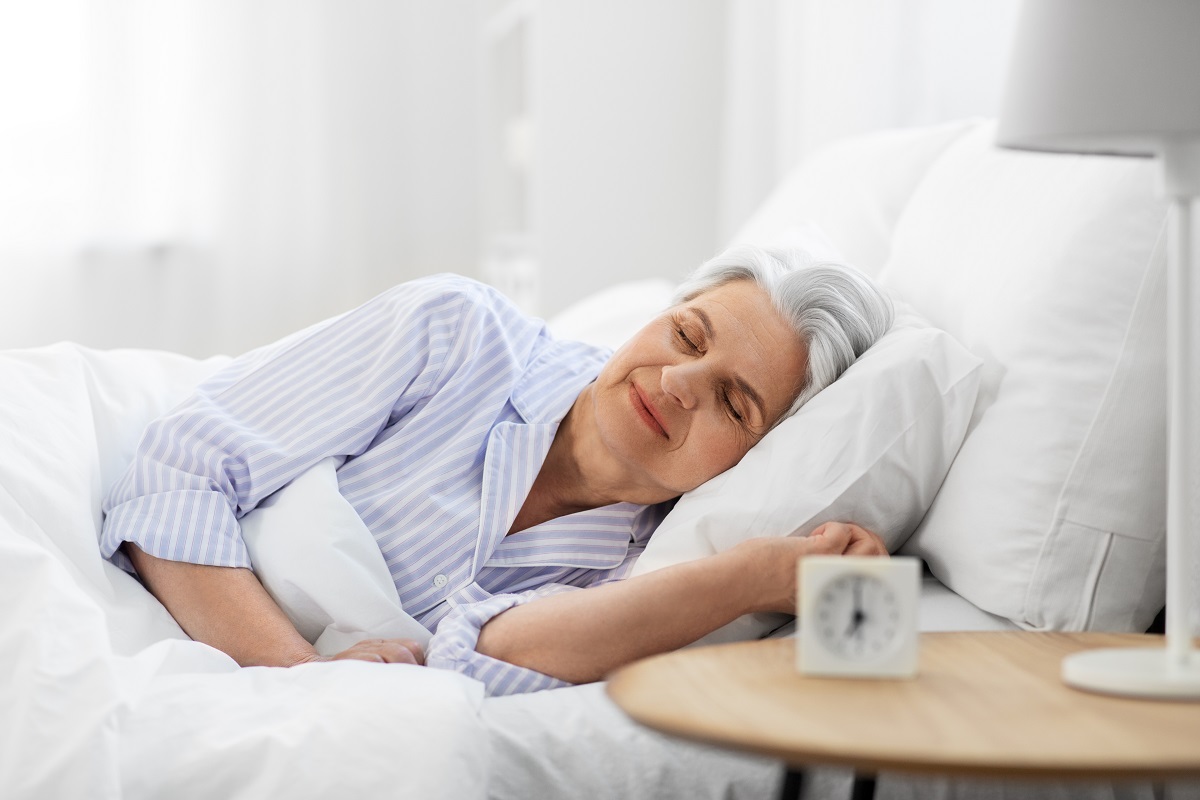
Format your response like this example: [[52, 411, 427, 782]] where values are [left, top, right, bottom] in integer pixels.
[[0, 0, 481, 357], [0, 0, 1022, 358], [719, 0, 1024, 241]]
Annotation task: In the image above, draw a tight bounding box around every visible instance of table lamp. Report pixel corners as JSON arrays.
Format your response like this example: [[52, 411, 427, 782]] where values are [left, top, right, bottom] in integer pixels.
[[996, 0, 1200, 699]]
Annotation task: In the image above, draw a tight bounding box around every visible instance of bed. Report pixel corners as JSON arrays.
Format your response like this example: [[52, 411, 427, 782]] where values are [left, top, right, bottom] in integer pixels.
[[2, 118, 1193, 800]]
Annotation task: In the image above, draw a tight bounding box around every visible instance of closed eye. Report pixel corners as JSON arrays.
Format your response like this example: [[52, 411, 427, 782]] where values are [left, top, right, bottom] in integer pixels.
[[722, 388, 744, 421], [672, 317, 702, 353]]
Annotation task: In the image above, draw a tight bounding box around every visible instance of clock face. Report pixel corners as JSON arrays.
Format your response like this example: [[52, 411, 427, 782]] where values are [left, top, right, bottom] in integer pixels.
[[814, 573, 902, 660], [798, 555, 920, 678]]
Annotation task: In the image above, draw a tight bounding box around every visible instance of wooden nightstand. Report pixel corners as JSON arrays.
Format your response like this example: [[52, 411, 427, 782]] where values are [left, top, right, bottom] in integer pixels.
[[607, 632, 1200, 799]]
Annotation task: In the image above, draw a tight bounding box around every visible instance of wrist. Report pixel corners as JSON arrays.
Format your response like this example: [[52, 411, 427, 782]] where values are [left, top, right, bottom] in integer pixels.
[[719, 539, 797, 615], [280, 645, 324, 668], [709, 546, 773, 617]]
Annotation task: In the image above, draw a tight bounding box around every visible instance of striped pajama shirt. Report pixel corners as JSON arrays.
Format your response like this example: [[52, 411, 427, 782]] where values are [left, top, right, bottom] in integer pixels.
[[101, 273, 671, 695]]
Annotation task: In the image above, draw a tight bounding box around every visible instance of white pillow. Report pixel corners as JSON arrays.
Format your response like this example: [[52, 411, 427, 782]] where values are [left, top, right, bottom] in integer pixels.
[[631, 301, 982, 643], [240, 457, 433, 655], [728, 119, 980, 277], [880, 122, 1169, 633]]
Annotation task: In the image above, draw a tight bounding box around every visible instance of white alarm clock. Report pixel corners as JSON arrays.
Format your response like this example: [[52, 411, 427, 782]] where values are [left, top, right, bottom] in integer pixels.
[[797, 555, 921, 678]]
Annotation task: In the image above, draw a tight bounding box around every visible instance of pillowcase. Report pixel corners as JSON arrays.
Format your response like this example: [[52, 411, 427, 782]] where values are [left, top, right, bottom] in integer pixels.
[[879, 122, 1169, 633], [727, 119, 980, 278], [631, 300, 982, 644], [240, 456, 433, 654]]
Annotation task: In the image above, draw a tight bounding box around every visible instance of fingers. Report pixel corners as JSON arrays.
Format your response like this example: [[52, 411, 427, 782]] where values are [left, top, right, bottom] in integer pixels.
[[331, 638, 426, 666], [806, 522, 889, 557], [843, 524, 889, 557], [397, 639, 426, 665], [806, 521, 852, 553]]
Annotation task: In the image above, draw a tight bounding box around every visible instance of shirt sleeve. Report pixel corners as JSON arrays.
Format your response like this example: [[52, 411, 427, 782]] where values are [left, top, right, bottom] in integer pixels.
[[424, 541, 648, 696], [100, 275, 477, 572], [425, 584, 577, 696]]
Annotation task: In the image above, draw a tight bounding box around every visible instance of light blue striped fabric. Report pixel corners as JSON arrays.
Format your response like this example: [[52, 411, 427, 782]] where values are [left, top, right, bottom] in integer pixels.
[[101, 274, 671, 695]]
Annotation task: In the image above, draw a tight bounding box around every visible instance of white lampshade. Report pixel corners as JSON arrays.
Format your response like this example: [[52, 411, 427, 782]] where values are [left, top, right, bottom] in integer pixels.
[[996, 0, 1200, 157]]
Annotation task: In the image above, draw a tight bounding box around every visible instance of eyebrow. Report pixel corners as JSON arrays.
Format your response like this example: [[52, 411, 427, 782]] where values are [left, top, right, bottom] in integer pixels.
[[687, 307, 768, 424]]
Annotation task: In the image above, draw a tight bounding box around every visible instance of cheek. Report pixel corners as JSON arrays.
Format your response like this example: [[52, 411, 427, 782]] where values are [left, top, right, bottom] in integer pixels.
[[594, 351, 638, 394], [681, 418, 753, 482]]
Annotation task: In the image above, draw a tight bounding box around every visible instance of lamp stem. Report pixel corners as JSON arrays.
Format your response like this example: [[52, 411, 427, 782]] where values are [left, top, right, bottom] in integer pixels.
[[1166, 193, 1196, 669], [1162, 139, 1200, 671]]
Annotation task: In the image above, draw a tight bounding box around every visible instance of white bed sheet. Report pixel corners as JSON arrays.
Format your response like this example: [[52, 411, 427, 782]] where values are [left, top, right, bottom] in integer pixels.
[[0, 344, 489, 800], [482, 580, 1016, 800], [485, 590, 1193, 800]]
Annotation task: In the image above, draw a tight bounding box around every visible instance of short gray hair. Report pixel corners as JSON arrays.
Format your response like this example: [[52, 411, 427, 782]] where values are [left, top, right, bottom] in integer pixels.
[[672, 244, 894, 418]]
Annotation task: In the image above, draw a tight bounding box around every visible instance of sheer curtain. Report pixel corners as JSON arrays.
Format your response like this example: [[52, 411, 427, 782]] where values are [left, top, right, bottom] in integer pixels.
[[719, 0, 1023, 241], [0, 1, 479, 357], [81, 1, 340, 356]]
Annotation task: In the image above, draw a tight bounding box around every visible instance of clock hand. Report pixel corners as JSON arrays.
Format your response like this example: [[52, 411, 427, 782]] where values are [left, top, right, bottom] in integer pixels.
[[844, 577, 867, 637]]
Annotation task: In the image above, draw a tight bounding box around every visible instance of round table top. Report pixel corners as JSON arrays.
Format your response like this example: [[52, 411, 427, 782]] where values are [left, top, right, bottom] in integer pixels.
[[606, 632, 1200, 780]]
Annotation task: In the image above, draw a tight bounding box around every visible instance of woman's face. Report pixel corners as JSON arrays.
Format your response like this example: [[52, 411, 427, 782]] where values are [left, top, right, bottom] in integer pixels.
[[590, 279, 808, 498]]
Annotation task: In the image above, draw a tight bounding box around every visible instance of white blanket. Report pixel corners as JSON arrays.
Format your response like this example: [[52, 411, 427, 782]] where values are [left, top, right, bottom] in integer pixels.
[[0, 344, 488, 800], [241, 456, 433, 654]]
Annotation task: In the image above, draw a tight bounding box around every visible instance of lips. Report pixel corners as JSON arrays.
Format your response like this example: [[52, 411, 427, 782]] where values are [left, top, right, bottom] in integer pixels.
[[630, 382, 669, 438]]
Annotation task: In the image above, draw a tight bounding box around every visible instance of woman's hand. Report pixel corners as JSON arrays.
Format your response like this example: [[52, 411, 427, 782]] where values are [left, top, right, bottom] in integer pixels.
[[808, 521, 889, 557], [295, 638, 426, 666], [731, 522, 889, 615]]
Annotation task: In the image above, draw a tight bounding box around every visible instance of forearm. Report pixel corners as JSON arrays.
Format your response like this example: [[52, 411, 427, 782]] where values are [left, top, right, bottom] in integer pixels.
[[474, 548, 760, 684], [126, 543, 317, 668]]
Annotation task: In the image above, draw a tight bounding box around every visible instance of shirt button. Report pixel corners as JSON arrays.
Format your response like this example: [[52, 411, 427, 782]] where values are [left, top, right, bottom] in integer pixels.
[[433, 574, 449, 588]]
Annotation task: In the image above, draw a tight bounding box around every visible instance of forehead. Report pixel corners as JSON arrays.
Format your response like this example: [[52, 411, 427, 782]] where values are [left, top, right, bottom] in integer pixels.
[[682, 280, 807, 409]]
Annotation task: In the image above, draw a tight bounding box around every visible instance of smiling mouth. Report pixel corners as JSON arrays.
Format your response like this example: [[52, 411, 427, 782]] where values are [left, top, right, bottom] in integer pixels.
[[630, 383, 669, 438]]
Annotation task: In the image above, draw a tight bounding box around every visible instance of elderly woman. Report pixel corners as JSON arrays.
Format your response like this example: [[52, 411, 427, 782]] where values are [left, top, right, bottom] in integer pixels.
[[100, 244, 894, 695]]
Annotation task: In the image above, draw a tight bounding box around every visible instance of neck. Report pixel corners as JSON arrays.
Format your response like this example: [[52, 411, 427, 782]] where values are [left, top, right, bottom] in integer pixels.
[[508, 383, 672, 534]]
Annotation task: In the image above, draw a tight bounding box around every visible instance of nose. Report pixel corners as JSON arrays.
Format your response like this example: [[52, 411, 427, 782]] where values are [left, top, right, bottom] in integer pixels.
[[660, 363, 699, 410]]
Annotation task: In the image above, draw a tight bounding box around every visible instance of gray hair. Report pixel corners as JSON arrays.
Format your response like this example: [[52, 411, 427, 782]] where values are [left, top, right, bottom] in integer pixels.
[[672, 244, 894, 418]]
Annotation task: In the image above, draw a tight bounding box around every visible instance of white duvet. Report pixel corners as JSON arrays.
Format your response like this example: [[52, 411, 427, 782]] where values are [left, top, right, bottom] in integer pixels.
[[0, 344, 489, 800]]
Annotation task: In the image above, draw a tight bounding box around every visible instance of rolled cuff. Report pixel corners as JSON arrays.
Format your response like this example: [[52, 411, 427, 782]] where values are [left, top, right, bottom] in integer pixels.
[[100, 490, 251, 574], [425, 586, 576, 697]]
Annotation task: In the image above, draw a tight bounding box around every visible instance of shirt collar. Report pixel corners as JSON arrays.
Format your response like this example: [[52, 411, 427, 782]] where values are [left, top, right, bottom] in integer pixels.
[[508, 335, 611, 424], [472, 334, 659, 573]]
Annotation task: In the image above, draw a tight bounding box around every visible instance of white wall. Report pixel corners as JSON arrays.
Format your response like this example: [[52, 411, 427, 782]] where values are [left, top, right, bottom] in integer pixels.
[[321, 1, 481, 302], [719, 0, 1023, 241], [531, 0, 729, 315]]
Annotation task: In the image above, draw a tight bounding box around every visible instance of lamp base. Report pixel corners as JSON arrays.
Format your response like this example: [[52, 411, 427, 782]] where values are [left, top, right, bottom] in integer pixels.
[[1062, 647, 1200, 700]]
